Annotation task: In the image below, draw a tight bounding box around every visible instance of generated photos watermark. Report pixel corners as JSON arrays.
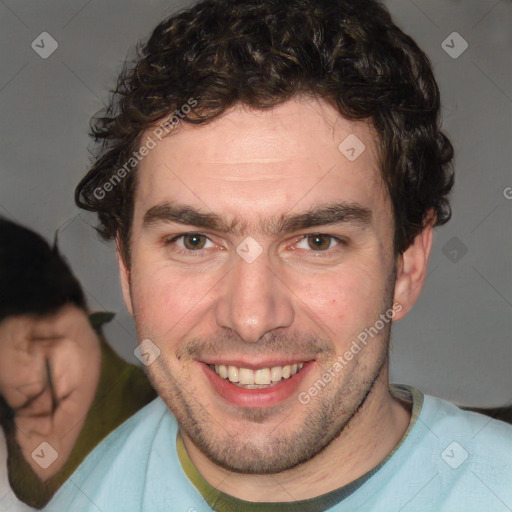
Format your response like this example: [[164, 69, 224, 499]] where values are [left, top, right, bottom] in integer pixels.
[[298, 301, 403, 405], [93, 97, 198, 200]]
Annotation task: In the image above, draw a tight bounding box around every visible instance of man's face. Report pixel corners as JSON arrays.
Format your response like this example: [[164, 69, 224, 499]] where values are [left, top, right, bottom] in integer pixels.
[[122, 97, 401, 473]]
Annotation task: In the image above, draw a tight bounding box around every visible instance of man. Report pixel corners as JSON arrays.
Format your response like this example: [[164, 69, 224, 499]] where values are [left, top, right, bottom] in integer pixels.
[[45, 0, 512, 510], [0, 218, 156, 508]]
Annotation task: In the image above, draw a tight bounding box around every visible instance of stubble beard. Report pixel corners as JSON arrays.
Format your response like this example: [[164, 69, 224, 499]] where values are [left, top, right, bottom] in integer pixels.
[[146, 320, 392, 475]]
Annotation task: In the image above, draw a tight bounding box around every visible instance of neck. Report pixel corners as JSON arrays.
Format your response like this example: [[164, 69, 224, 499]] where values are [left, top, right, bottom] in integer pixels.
[[181, 368, 411, 502]]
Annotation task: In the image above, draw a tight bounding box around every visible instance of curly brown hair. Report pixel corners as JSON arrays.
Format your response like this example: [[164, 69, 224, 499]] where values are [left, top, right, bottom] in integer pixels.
[[76, 0, 454, 263]]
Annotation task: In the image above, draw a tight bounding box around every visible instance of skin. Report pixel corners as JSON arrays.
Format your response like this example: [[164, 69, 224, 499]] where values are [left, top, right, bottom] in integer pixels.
[[0, 305, 101, 480], [119, 96, 434, 501]]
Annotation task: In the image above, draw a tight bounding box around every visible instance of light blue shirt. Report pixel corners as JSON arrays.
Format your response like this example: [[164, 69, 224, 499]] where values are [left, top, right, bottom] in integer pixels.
[[44, 385, 512, 512]]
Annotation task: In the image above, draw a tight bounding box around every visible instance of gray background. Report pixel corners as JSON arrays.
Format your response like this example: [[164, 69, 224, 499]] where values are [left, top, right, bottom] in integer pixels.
[[0, 0, 510, 407]]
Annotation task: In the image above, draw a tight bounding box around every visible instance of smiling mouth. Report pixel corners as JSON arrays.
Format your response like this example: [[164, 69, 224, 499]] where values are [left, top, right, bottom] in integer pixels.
[[207, 363, 306, 389]]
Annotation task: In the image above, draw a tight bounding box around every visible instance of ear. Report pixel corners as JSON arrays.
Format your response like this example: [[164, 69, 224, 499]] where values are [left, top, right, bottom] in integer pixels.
[[393, 211, 435, 321], [116, 237, 134, 316]]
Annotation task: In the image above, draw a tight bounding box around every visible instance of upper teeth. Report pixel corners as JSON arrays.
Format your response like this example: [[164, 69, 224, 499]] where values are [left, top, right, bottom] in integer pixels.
[[212, 363, 305, 386]]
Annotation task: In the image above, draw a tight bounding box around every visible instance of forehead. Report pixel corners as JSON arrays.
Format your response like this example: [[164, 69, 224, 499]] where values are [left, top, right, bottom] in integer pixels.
[[134, 97, 389, 227]]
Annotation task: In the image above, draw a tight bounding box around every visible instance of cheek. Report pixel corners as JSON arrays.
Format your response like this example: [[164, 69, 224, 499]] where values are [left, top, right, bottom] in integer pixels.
[[291, 262, 390, 340], [129, 260, 214, 341]]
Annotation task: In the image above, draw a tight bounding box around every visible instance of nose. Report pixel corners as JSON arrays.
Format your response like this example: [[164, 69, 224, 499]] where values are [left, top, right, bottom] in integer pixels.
[[214, 249, 294, 343]]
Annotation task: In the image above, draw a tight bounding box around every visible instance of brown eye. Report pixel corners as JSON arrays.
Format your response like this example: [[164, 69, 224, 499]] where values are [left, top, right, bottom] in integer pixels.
[[306, 234, 332, 251], [183, 234, 207, 250]]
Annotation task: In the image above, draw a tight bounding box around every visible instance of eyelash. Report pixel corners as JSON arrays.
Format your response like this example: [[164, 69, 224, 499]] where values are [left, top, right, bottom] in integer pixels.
[[163, 232, 347, 257], [163, 233, 214, 254], [294, 234, 347, 254]]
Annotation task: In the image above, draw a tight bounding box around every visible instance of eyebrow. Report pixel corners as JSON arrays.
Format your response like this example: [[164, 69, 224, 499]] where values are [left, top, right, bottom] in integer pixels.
[[142, 201, 372, 236]]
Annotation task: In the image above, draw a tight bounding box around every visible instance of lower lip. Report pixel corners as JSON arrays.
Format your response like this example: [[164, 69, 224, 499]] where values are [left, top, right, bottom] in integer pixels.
[[201, 362, 313, 408]]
